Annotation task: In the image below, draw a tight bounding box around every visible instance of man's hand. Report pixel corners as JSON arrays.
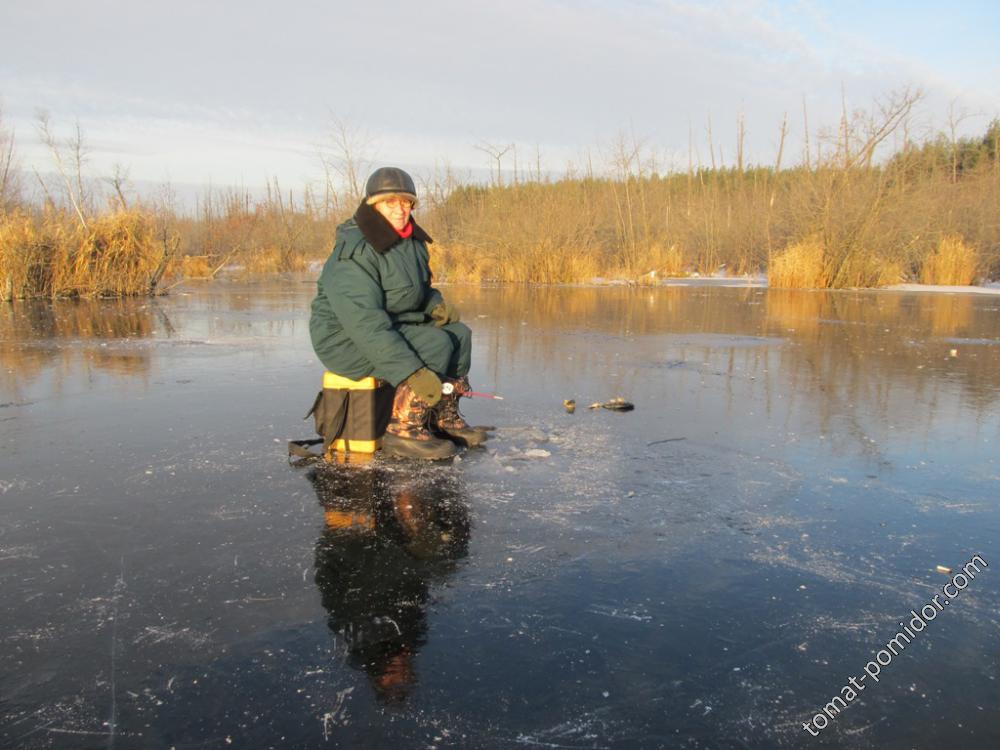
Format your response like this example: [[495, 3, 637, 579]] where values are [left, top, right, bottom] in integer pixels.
[[430, 302, 461, 327], [405, 368, 443, 406]]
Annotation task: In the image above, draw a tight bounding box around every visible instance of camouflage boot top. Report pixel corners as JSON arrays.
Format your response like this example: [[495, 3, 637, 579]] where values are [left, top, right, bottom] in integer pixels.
[[385, 383, 434, 440], [435, 378, 471, 430], [434, 377, 490, 448]]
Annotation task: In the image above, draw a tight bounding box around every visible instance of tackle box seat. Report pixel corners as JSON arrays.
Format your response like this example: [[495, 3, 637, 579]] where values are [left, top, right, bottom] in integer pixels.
[[321, 371, 395, 457]]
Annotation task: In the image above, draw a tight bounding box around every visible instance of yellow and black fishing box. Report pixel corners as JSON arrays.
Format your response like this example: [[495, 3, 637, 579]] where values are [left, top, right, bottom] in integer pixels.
[[290, 372, 395, 460]]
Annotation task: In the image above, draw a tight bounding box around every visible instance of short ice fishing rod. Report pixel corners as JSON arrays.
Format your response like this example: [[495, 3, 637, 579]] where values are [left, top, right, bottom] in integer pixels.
[[442, 382, 504, 400]]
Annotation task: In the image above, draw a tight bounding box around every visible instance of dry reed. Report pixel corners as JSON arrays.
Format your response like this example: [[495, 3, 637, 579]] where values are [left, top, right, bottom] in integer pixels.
[[176, 254, 214, 279], [1, 208, 168, 299], [242, 247, 309, 276], [920, 235, 979, 285], [767, 237, 829, 289]]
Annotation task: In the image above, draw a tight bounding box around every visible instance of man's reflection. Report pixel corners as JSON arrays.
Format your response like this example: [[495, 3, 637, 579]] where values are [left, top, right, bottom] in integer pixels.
[[308, 465, 470, 703]]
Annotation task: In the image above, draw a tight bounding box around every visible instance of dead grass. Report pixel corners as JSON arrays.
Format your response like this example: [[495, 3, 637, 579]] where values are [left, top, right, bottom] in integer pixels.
[[831, 250, 905, 288], [428, 242, 496, 283], [242, 246, 309, 276], [177, 254, 214, 279], [767, 235, 906, 289], [1, 208, 168, 299], [921, 235, 979, 285], [768, 237, 829, 289], [648, 243, 687, 277]]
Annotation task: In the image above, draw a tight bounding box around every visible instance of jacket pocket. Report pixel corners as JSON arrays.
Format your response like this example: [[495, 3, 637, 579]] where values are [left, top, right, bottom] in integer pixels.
[[380, 271, 422, 313]]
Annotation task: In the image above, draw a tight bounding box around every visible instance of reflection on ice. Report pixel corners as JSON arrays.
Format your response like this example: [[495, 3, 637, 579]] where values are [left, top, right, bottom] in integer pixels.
[[309, 466, 470, 704]]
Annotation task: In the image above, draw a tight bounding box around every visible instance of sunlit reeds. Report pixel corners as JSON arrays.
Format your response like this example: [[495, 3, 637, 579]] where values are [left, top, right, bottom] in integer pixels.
[[176, 254, 214, 279], [0, 208, 168, 299], [422, 140, 997, 287], [920, 235, 979, 286], [767, 237, 828, 289], [242, 246, 309, 276]]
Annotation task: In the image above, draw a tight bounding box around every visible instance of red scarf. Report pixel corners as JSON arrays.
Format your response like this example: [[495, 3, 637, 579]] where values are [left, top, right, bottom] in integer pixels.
[[396, 220, 413, 239]]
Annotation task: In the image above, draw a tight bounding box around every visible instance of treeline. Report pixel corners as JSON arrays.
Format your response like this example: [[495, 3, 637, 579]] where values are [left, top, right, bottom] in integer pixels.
[[1, 95, 998, 299], [427, 115, 999, 287]]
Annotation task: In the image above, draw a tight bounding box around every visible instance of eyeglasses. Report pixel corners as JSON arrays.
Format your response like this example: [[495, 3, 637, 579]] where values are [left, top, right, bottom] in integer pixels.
[[381, 197, 414, 210]]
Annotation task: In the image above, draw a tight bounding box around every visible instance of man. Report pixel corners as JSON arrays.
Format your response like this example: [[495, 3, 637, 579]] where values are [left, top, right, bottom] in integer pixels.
[[309, 167, 487, 459]]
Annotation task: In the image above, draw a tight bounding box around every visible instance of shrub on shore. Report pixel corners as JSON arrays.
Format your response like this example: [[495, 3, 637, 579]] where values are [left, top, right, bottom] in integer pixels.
[[768, 237, 828, 289], [921, 235, 979, 286], [0, 209, 169, 299]]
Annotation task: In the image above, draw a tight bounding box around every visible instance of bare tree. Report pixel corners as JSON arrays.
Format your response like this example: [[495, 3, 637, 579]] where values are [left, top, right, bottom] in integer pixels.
[[266, 175, 306, 268], [320, 116, 375, 208], [824, 88, 924, 171], [35, 110, 89, 229], [766, 113, 788, 254], [607, 129, 652, 271], [706, 114, 718, 171], [736, 111, 746, 174], [0, 105, 21, 211], [855, 88, 924, 169], [419, 159, 459, 212], [802, 95, 812, 170], [106, 163, 131, 210], [946, 100, 979, 183], [474, 140, 512, 187], [71, 119, 87, 208]]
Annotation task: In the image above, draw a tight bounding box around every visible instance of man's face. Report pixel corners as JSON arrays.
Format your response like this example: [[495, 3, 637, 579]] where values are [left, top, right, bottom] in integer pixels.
[[374, 196, 414, 231]]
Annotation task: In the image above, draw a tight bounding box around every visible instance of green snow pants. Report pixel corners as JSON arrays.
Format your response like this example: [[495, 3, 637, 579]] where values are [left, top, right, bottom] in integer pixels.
[[396, 321, 472, 380], [320, 321, 472, 385]]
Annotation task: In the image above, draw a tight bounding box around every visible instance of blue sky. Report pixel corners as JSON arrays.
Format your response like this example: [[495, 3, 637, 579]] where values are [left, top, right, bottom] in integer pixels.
[[1, 0, 997, 196]]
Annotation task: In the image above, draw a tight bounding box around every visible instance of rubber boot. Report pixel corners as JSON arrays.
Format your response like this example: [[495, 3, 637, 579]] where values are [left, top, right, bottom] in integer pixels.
[[383, 383, 457, 460], [433, 377, 490, 448]]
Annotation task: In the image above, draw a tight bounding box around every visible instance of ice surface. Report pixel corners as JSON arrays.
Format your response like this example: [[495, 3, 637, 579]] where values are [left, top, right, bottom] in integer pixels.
[[1, 283, 998, 748]]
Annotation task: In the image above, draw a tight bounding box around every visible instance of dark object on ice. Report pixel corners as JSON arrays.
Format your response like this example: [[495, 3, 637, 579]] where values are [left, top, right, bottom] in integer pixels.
[[588, 397, 635, 412], [647, 437, 686, 446], [564, 399, 576, 413]]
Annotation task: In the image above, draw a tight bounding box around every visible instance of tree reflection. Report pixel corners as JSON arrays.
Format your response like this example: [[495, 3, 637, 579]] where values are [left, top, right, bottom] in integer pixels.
[[0, 298, 160, 396], [307, 466, 470, 704]]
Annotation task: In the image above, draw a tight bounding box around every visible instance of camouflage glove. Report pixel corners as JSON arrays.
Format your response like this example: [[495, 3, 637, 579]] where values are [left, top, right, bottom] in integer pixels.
[[405, 367, 442, 406], [430, 302, 461, 327]]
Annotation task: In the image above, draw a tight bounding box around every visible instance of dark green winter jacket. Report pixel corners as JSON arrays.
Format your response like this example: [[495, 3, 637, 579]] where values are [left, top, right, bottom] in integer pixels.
[[309, 202, 444, 386]]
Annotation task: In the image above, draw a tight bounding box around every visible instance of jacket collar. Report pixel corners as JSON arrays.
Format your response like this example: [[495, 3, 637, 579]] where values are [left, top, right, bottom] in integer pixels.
[[353, 200, 432, 253]]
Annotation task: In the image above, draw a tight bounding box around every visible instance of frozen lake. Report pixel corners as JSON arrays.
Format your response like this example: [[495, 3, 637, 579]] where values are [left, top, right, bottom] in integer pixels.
[[1, 281, 998, 748]]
